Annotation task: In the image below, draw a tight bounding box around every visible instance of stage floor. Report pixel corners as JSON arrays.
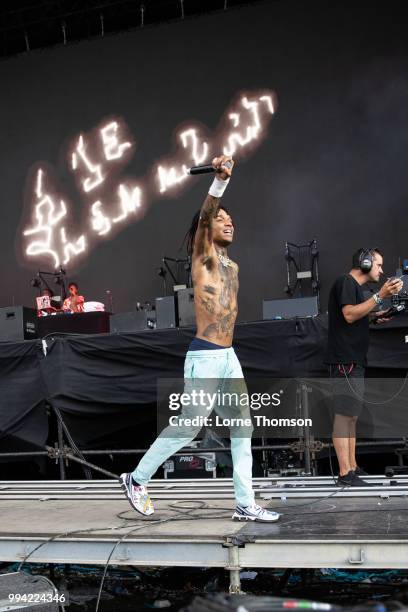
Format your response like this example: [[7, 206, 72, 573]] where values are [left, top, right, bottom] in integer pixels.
[[1, 476, 408, 589]]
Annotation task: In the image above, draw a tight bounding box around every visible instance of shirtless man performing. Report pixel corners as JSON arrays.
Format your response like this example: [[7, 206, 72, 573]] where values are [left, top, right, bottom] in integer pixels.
[[120, 155, 280, 522]]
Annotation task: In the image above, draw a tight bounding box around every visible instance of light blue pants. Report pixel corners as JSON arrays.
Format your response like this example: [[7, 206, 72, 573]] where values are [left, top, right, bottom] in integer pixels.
[[132, 347, 255, 507]]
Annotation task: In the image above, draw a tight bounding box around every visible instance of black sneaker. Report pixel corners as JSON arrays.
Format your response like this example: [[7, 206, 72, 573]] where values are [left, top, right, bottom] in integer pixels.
[[337, 470, 372, 487], [354, 466, 369, 477], [337, 470, 355, 486]]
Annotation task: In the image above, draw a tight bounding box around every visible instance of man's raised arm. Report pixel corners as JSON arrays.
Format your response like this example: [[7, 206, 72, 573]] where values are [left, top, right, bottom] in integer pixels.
[[193, 155, 234, 262]]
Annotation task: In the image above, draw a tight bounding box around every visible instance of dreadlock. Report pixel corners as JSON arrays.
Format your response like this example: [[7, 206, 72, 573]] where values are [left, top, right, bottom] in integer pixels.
[[182, 205, 232, 257]]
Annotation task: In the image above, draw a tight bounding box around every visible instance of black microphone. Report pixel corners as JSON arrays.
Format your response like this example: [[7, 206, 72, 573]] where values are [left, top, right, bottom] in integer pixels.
[[188, 161, 233, 175]]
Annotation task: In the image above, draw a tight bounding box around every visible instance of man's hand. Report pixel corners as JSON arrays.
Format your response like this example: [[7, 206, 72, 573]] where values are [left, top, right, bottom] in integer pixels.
[[212, 155, 235, 180], [379, 278, 404, 299], [371, 309, 393, 324]]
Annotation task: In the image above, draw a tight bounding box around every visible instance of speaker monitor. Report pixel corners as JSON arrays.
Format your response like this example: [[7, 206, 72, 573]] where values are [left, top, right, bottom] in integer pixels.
[[177, 288, 196, 327], [110, 310, 155, 333], [0, 306, 37, 342], [155, 296, 177, 329], [263, 296, 319, 320], [164, 452, 216, 479]]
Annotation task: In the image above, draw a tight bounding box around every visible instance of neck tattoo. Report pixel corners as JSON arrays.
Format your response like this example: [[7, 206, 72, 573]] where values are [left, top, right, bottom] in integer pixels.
[[217, 251, 232, 267]]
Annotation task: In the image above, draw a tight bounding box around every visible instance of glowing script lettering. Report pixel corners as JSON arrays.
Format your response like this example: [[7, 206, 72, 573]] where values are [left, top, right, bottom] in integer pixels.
[[23, 168, 68, 268], [60, 228, 86, 265], [91, 201, 111, 236], [157, 94, 275, 194], [180, 129, 208, 165], [72, 135, 104, 192], [101, 122, 132, 161], [21, 89, 276, 269], [223, 94, 275, 157], [90, 184, 142, 237], [112, 184, 142, 223], [157, 164, 189, 193]]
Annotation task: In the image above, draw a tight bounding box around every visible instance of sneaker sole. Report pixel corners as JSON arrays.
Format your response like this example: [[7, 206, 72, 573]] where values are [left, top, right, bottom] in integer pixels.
[[119, 475, 154, 516], [232, 513, 280, 523], [350, 484, 373, 487], [337, 481, 373, 487]]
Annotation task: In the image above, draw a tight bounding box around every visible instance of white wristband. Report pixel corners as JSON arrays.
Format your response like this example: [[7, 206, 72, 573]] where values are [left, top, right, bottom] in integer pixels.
[[209, 176, 230, 198]]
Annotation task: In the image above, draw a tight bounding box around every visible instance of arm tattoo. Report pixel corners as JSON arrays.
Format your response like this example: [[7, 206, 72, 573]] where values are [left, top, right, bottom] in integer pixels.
[[203, 285, 217, 295], [194, 195, 220, 264], [199, 195, 220, 227]]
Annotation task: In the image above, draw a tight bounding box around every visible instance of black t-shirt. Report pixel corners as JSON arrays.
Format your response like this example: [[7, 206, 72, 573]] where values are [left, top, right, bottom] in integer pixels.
[[326, 274, 369, 366]]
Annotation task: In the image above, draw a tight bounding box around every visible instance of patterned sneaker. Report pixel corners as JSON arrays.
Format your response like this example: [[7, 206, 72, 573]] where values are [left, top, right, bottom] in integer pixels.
[[232, 503, 280, 522], [119, 473, 154, 516]]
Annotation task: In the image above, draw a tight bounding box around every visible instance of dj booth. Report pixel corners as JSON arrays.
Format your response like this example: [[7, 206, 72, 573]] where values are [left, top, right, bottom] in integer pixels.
[[37, 311, 111, 337], [0, 305, 110, 342]]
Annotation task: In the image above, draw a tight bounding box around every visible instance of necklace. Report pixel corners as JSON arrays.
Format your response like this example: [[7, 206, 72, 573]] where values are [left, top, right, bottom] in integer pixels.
[[217, 251, 232, 267]]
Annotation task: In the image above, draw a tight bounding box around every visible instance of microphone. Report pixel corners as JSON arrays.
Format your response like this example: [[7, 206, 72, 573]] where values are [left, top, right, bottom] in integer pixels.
[[188, 160, 233, 175], [188, 164, 215, 175]]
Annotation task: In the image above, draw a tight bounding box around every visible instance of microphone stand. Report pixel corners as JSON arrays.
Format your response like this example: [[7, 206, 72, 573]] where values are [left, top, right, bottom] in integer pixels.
[[105, 290, 114, 313]]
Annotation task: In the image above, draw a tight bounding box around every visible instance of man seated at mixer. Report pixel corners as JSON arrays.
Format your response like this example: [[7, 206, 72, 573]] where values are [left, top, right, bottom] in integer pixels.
[[63, 282, 85, 313], [36, 288, 62, 317]]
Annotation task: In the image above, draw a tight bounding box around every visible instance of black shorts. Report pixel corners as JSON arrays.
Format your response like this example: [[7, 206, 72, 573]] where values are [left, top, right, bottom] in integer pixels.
[[329, 363, 365, 418]]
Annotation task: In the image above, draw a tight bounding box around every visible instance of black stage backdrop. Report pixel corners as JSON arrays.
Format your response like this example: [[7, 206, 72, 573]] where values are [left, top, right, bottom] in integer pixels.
[[1, 317, 408, 449], [0, 340, 48, 451], [0, 1, 408, 320]]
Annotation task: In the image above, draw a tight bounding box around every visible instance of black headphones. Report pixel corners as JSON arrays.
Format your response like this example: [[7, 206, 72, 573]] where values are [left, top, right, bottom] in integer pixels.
[[358, 248, 374, 273]]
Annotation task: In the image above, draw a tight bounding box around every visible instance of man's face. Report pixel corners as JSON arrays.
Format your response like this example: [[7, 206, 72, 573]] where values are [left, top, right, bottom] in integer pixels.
[[69, 285, 78, 296], [368, 253, 383, 282], [211, 208, 234, 247]]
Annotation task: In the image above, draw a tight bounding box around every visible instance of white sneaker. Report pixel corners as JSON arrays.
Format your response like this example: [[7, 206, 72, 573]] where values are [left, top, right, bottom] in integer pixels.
[[119, 473, 154, 516], [232, 503, 280, 522]]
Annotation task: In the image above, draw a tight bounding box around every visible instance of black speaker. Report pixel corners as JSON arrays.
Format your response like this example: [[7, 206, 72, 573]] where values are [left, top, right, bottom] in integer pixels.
[[110, 310, 155, 333], [0, 306, 37, 342], [177, 288, 196, 327], [262, 296, 319, 320], [155, 296, 177, 329]]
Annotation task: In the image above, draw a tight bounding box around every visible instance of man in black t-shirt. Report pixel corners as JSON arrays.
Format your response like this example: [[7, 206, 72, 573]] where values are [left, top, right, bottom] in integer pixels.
[[326, 248, 403, 487]]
